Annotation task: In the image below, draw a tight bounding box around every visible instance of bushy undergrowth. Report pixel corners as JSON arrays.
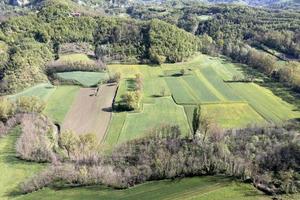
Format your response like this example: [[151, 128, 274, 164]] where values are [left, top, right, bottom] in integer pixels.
[[20, 124, 300, 195], [16, 113, 58, 163]]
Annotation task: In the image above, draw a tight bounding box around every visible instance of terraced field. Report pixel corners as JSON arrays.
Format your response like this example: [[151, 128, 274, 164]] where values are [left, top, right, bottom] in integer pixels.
[[185, 103, 266, 129], [230, 83, 300, 123], [105, 54, 300, 146]]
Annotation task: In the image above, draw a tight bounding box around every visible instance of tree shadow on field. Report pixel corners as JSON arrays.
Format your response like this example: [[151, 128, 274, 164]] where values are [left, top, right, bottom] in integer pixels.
[[102, 107, 113, 112]]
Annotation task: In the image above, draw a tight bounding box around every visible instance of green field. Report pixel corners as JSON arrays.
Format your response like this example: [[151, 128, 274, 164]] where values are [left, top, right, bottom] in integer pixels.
[[185, 103, 266, 129], [43, 86, 80, 123], [0, 128, 44, 200], [230, 83, 300, 123], [8, 83, 56, 101], [118, 97, 191, 143], [106, 54, 300, 146], [18, 176, 271, 200], [56, 71, 108, 87]]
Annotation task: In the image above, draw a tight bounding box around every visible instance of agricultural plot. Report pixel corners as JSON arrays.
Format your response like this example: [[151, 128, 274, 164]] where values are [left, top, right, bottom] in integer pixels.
[[56, 71, 108, 87], [43, 86, 80, 123], [182, 75, 220, 103], [184, 103, 266, 129], [117, 97, 191, 143], [230, 83, 300, 123], [8, 83, 56, 101], [104, 112, 127, 147], [62, 84, 118, 140], [165, 77, 197, 104], [198, 67, 242, 101], [19, 176, 272, 200]]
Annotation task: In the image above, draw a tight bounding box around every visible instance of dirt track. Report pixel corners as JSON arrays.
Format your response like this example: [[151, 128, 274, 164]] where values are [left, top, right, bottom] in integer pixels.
[[62, 83, 117, 140]]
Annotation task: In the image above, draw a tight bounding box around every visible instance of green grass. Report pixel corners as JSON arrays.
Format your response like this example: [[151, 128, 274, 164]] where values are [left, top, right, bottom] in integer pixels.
[[18, 176, 271, 200], [184, 103, 266, 129], [59, 53, 94, 63], [182, 75, 220, 103], [0, 128, 44, 200], [56, 71, 108, 87], [198, 67, 242, 101], [8, 83, 56, 101], [104, 112, 127, 146], [230, 83, 300, 123], [43, 86, 80, 123], [165, 77, 197, 104], [117, 97, 191, 143]]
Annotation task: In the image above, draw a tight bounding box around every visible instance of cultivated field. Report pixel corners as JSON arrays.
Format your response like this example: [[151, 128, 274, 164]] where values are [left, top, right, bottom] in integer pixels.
[[2, 53, 300, 200], [62, 84, 117, 140], [56, 71, 108, 87], [104, 54, 300, 146]]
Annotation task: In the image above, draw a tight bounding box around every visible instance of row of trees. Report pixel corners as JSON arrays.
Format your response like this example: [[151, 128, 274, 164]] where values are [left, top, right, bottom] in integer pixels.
[[119, 73, 143, 111], [0, 96, 45, 121], [19, 122, 300, 195]]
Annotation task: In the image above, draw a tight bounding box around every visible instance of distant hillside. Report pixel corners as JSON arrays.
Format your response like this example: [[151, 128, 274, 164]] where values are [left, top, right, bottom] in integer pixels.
[[1, 0, 299, 8]]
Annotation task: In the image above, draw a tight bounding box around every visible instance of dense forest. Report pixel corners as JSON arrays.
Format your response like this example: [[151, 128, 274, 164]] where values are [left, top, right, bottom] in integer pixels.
[[0, 0, 200, 93]]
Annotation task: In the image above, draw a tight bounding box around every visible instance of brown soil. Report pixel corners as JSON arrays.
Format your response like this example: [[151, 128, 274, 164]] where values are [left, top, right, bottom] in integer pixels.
[[62, 83, 117, 141]]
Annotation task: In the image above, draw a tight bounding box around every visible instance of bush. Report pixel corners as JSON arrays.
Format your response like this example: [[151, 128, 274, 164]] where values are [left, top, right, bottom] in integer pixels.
[[107, 72, 121, 84], [20, 124, 300, 195], [16, 113, 57, 162], [16, 96, 46, 113], [0, 98, 16, 121], [120, 91, 142, 111]]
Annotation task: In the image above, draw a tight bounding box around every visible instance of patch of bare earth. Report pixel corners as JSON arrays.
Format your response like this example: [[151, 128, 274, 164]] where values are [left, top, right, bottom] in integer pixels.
[[62, 83, 117, 141]]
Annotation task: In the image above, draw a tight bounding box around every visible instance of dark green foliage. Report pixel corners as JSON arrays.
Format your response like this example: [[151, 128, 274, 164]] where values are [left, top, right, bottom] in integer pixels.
[[149, 19, 200, 63], [1, 40, 53, 94], [192, 105, 200, 136], [94, 17, 148, 63]]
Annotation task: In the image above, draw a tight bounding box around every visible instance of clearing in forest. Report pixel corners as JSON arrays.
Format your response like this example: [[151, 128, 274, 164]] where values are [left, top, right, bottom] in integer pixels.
[[62, 84, 118, 140]]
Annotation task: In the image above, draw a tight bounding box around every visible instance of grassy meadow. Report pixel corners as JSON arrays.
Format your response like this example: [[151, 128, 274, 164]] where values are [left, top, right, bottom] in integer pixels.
[[8, 83, 56, 101], [18, 176, 272, 200], [43, 86, 80, 123], [56, 71, 108, 87], [0, 128, 44, 200]]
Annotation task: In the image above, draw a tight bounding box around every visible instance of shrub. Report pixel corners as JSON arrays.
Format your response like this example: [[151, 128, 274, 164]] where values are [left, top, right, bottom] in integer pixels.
[[16, 114, 57, 162], [120, 91, 142, 111], [107, 72, 121, 84], [16, 96, 46, 113], [0, 98, 16, 121]]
